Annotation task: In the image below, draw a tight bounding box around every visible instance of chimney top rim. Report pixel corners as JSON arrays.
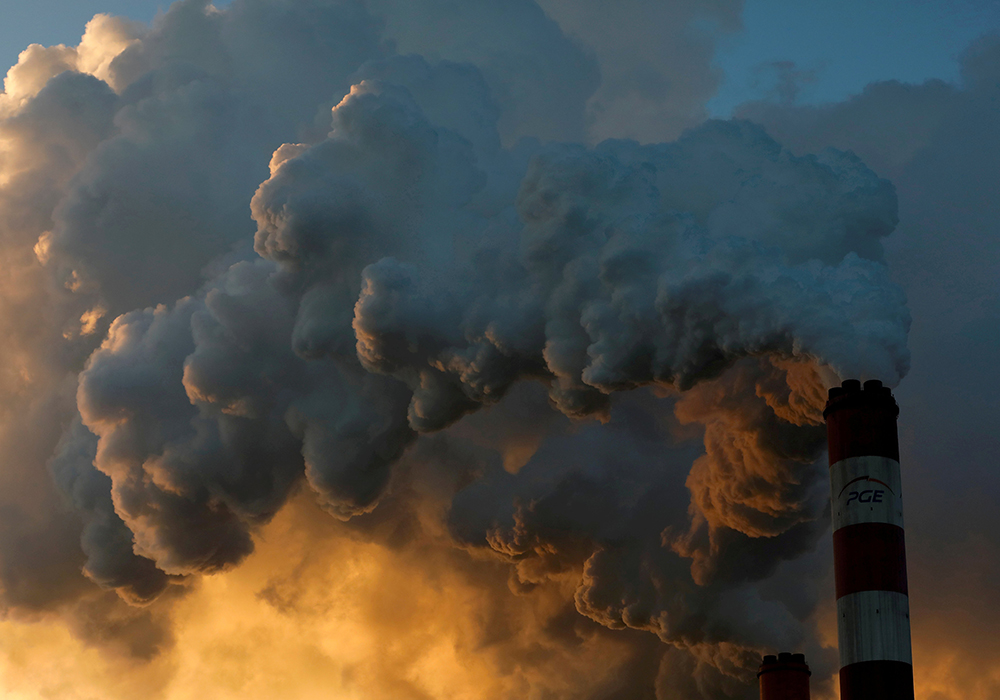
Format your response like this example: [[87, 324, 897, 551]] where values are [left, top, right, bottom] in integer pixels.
[[824, 378, 899, 419], [757, 651, 812, 678]]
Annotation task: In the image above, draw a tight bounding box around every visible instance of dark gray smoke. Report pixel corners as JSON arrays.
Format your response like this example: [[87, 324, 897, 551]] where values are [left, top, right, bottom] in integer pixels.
[[0, 1, 918, 697]]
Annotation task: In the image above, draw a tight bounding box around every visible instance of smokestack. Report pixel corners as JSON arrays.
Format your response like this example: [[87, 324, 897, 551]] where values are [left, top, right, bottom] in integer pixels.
[[824, 379, 914, 700], [758, 652, 811, 700]]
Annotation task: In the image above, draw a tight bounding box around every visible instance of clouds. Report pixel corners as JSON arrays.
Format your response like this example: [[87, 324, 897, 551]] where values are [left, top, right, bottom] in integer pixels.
[[8, 1, 989, 699], [0, 0, 388, 635], [353, 120, 907, 434], [366, 0, 600, 144], [536, 0, 743, 143], [0, 14, 141, 106], [737, 33, 1000, 700]]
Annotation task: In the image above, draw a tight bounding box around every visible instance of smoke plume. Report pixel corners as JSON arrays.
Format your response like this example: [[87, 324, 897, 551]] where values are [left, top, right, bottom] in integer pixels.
[[0, 2, 931, 699]]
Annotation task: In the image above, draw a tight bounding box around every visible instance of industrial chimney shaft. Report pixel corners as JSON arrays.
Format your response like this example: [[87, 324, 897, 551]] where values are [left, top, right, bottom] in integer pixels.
[[759, 652, 811, 700], [824, 379, 914, 700]]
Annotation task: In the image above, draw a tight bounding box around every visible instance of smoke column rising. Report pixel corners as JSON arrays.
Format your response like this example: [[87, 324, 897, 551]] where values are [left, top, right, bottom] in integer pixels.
[[0, 1, 928, 698]]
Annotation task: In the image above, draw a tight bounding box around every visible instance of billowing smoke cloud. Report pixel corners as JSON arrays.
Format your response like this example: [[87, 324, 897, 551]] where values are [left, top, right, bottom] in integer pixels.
[[0, 1, 921, 698], [351, 122, 906, 429], [737, 34, 1000, 700], [535, 0, 743, 142]]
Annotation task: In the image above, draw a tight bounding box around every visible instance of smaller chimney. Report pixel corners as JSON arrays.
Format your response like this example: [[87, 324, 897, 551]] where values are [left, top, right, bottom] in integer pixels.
[[758, 652, 811, 700]]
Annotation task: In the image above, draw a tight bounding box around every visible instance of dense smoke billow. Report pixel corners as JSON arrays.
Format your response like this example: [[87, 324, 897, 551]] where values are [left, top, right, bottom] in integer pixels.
[[0, 1, 943, 698]]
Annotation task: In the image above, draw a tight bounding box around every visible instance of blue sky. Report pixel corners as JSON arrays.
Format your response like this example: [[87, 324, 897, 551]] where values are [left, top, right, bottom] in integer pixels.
[[708, 0, 1000, 114], [3, 0, 999, 115], [0, 1, 161, 70]]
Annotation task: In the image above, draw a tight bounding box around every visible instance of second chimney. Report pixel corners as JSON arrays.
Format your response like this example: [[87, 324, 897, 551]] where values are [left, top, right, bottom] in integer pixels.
[[759, 652, 811, 700]]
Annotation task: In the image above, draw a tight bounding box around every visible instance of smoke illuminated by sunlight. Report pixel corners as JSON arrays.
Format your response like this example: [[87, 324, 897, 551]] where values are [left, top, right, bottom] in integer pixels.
[[1, 493, 649, 700], [0, 2, 997, 699]]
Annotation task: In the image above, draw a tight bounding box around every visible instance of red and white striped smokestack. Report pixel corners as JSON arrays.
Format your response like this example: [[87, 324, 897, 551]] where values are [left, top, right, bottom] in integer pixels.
[[824, 379, 913, 700]]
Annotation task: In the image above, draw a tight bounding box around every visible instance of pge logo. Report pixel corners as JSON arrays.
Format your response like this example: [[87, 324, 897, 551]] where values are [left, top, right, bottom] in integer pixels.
[[839, 475, 894, 506], [846, 489, 884, 504]]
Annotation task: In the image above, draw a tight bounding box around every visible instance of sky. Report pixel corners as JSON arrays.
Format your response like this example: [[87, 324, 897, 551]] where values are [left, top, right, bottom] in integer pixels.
[[5, 0, 1000, 118], [0, 1, 997, 699], [709, 0, 1000, 113]]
